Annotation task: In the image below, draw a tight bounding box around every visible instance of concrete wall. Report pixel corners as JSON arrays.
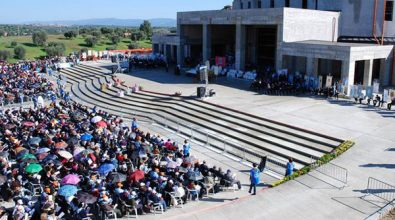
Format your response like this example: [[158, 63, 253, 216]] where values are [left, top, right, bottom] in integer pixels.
[[231, 0, 395, 37], [282, 8, 340, 42]]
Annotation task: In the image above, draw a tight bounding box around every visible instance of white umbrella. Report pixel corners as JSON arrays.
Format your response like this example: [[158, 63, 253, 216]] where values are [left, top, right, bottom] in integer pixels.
[[90, 116, 102, 123], [58, 150, 73, 160], [36, 148, 51, 154]]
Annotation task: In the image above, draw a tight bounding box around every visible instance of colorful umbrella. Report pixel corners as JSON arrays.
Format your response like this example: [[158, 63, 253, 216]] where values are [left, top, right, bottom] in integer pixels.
[[37, 153, 49, 161], [20, 153, 36, 160], [90, 116, 102, 123], [0, 175, 7, 185], [130, 170, 145, 182], [167, 161, 178, 169], [58, 114, 70, 119], [73, 147, 85, 157], [4, 124, 16, 130], [80, 134, 93, 141], [25, 163, 43, 174], [58, 185, 78, 197], [108, 172, 126, 183], [22, 121, 35, 127], [96, 121, 107, 128], [58, 150, 73, 160], [61, 174, 81, 185], [36, 148, 51, 154], [76, 191, 97, 204], [98, 163, 115, 175], [55, 141, 68, 149], [28, 137, 41, 146]]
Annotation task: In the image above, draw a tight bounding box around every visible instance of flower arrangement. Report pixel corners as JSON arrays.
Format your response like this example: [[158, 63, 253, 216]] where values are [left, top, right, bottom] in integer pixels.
[[272, 140, 355, 187]]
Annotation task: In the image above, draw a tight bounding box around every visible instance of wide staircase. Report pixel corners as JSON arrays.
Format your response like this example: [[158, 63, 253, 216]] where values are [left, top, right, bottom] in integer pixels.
[[60, 64, 344, 177]]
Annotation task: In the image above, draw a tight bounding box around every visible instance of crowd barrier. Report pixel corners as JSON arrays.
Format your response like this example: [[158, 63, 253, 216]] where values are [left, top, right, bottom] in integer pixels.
[[311, 159, 348, 188]]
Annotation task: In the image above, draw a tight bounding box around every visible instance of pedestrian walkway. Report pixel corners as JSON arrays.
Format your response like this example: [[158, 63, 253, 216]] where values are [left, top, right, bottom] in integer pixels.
[[68, 61, 395, 219]]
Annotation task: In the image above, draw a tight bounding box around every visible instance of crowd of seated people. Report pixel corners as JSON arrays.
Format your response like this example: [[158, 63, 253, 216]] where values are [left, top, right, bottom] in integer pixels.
[[0, 60, 57, 106], [0, 97, 241, 219]]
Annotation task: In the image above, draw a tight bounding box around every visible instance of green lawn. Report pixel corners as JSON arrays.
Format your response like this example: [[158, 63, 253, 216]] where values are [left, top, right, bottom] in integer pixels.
[[0, 35, 152, 63]]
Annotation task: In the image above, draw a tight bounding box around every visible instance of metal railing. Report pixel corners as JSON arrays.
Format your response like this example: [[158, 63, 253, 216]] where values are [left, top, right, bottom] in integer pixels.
[[366, 177, 395, 202], [146, 112, 289, 178], [364, 177, 395, 220], [310, 159, 348, 187]]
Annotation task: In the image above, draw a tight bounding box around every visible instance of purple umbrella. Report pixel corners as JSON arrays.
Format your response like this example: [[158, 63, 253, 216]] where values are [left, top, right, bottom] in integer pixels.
[[61, 174, 81, 185]]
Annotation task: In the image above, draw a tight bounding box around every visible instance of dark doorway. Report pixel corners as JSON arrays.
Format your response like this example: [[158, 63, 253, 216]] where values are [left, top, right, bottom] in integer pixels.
[[354, 60, 364, 84]]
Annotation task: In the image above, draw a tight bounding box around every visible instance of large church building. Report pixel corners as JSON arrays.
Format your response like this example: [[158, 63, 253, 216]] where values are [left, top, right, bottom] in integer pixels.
[[152, 0, 395, 89]]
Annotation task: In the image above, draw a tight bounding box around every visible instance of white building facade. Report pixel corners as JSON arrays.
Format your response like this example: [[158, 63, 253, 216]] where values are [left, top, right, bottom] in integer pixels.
[[152, 0, 395, 88]]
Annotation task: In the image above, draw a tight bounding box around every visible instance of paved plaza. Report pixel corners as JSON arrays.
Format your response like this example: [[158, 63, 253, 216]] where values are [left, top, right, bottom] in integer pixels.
[[83, 61, 395, 220]]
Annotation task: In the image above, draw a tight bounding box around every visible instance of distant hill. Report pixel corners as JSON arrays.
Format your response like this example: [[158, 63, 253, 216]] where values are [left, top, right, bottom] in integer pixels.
[[24, 18, 176, 27]]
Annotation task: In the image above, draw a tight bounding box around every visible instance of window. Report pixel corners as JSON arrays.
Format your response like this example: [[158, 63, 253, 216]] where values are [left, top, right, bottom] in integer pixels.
[[248, 1, 251, 8], [240, 2, 244, 9], [302, 0, 308, 9], [257, 0, 262, 8], [385, 1, 394, 21], [270, 0, 275, 8], [285, 0, 290, 7]]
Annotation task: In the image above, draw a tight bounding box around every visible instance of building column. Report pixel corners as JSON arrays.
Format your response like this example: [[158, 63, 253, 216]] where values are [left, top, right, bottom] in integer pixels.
[[341, 59, 356, 95], [202, 24, 211, 63], [363, 59, 373, 86], [177, 44, 184, 66], [306, 57, 318, 76], [235, 22, 246, 71], [163, 44, 168, 61]]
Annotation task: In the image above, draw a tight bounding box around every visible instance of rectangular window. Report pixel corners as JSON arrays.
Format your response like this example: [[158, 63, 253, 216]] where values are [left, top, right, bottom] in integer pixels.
[[285, 0, 290, 7], [270, 0, 275, 8], [248, 1, 251, 8], [257, 0, 262, 8], [385, 1, 394, 21], [240, 2, 244, 9], [302, 0, 308, 9]]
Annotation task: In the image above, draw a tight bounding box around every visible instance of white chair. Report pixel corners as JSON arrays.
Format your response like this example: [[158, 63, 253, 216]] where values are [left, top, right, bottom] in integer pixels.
[[124, 204, 138, 219], [186, 189, 199, 201], [104, 204, 118, 220], [149, 201, 163, 215], [169, 192, 183, 208]]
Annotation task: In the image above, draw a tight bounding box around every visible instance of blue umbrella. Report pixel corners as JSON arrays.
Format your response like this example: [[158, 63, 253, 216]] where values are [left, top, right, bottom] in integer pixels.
[[29, 137, 42, 146], [80, 133, 93, 141], [98, 163, 115, 175], [42, 154, 58, 163], [58, 185, 78, 197]]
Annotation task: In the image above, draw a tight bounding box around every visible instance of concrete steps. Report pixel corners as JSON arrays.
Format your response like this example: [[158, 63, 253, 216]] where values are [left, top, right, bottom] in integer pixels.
[[60, 65, 344, 172]]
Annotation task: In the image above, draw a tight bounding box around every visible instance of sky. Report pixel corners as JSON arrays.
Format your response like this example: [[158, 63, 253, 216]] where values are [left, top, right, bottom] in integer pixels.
[[0, 0, 232, 24]]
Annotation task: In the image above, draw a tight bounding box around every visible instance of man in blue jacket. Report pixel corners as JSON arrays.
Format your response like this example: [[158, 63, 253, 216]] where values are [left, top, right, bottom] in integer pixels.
[[249, 163, 260, 195]]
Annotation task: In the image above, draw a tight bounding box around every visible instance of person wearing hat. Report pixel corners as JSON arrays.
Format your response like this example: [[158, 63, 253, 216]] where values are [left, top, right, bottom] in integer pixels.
[[0, 206, 8, 220]]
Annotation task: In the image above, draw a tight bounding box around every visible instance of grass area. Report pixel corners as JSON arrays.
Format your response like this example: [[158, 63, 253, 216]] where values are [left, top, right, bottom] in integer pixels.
[[0, 35, 152, 63]]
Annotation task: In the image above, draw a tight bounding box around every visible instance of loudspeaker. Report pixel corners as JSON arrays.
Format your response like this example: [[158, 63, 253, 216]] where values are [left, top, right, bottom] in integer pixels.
[[197, 87, 206, 98]]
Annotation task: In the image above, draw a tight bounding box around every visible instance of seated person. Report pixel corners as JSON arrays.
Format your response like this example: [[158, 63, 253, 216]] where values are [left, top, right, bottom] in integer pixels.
[[222, 169, 242, 190]]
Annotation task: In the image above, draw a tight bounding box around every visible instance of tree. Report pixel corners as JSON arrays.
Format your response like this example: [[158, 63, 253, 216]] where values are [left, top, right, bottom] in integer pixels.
[[131, 31, 146, 41], [84, 36, 98, 47], [64, 30, 78, 39], [110, 34, 121, 45], [45, 42, 66, 57], [14, 46, 26, 59], [0, 50, 11, 61], [139, 20, 153, 40], [128, 42, 140, 49], [100, 27, 113, 35], [0, 30, 5, 37], [91, 31, 102, 38], [10, 41, 17, 47], [32, 31, 47, 46]]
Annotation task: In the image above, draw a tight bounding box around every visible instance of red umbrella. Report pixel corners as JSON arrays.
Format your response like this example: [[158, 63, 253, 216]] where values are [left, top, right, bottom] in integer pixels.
[[22, 121, 35, 127], [129, 170, 145, 182], [96, 121, 107, 128], [55, 141, 68, 149], [37, 153, 49, 160]]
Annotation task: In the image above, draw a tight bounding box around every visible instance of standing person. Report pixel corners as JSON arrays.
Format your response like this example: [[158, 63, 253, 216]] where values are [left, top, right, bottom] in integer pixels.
[[285, 158, 295, 177], [131, 118, 138, 132], [249, 163, 260, 195], [183, 140, 191, 157]]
